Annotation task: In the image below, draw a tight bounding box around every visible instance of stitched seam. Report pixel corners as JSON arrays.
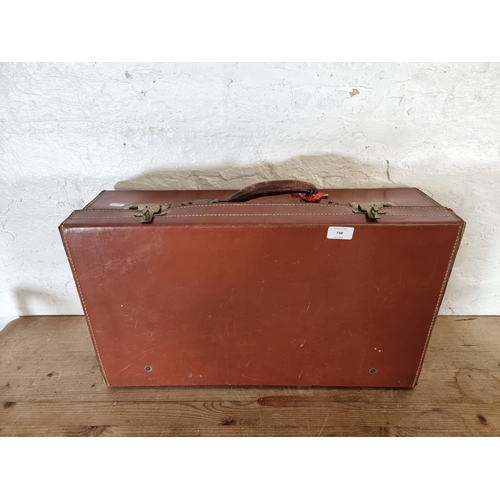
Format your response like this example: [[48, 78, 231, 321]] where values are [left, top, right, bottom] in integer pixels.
[[83, 204, 325, 211], [383, 214, 455, 217], [411, 225, 463, 386], [74, 223, 459, 228], [69, 213, 353, 219], [175, 203, 329, 209], [175, 204, 448, 210], [72, 213, 458, 220], [60, 227, 109, 385], [173, 205, 450, 212], [80, 205, 449, 211], [380, 206, 446, 210], [166, 213, 455, 218]]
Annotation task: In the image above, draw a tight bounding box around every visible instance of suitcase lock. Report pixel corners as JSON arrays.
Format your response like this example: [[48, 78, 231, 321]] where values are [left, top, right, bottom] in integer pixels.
[[128, 203, 172, 223], [350, 202, 394, 220]]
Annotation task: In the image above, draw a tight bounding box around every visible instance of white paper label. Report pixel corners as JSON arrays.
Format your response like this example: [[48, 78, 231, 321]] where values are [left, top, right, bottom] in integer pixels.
[[109, 203, 125, 207], [327, 226, 354, 240]]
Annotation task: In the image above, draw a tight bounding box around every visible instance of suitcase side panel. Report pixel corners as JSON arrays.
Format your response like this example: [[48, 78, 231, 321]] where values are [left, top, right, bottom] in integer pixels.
[[411, 220, 465, 386], [59, 224, 110, 385], [62, 222, 463, 388]]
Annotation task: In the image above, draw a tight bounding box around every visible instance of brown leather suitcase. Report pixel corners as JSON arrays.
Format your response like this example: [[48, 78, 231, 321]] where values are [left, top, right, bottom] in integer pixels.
[[59, 180, 465, 388]]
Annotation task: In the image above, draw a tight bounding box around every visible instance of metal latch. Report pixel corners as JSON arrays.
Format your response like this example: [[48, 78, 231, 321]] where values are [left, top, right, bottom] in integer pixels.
[[349, 202, 394, 219], [128, 203, 171, 223]]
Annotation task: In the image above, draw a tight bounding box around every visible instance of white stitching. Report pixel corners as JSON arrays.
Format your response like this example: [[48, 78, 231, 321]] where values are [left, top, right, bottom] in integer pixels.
[[80, 204, 450, 211], [167, 213, 455, 218], [173, 204, 449, 210], [69, 213, 457, 220], [175, 203, 325, 209], [72, 212, 458, 222], [383, 214, 457, 218]]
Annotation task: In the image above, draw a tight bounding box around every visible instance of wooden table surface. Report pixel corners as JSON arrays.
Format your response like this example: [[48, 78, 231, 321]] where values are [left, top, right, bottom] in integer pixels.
[[1, 316, 499, 436]]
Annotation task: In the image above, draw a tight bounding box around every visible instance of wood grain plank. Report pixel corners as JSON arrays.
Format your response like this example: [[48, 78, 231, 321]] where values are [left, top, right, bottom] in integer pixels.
[[1, 316, 500, 436]]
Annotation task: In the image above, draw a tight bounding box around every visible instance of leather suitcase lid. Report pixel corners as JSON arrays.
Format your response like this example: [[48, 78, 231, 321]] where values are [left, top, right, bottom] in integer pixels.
[[84, 187, 441, 210], [62, 188, 463, 227]]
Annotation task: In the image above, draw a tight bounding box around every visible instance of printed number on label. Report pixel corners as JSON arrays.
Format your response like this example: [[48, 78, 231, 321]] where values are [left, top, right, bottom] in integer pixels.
[[327, 226, 354, 240]]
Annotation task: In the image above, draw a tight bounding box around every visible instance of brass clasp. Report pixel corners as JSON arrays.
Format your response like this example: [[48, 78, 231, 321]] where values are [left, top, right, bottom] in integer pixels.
[[128, 203, 172, 223], [349, 202, 394, 220]]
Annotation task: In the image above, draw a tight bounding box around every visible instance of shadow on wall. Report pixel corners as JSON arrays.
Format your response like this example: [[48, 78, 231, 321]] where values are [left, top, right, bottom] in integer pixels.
[[114, 154, 404, 191], [13, 288, 81, 316], [10, 153, 405, 319]]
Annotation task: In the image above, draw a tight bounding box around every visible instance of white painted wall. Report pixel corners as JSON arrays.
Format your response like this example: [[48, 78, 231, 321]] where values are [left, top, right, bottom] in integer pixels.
[[1, 62, 499, 318]]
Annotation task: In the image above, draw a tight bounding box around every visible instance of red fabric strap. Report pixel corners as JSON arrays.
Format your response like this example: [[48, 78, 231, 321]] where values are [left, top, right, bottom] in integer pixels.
[[291, 192, 326, 203]]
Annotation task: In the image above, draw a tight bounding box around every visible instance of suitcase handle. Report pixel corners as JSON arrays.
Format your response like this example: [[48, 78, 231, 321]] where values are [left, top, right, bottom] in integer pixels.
[[226, 180, 319, 203]]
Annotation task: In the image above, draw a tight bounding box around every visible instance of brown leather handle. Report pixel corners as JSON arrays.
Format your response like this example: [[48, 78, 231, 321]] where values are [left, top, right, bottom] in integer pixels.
[[226, 180, 318, 203]]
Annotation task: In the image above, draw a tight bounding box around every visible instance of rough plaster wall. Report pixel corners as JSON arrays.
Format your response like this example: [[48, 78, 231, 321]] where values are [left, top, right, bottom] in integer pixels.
[[1, 62, 499, 317]]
